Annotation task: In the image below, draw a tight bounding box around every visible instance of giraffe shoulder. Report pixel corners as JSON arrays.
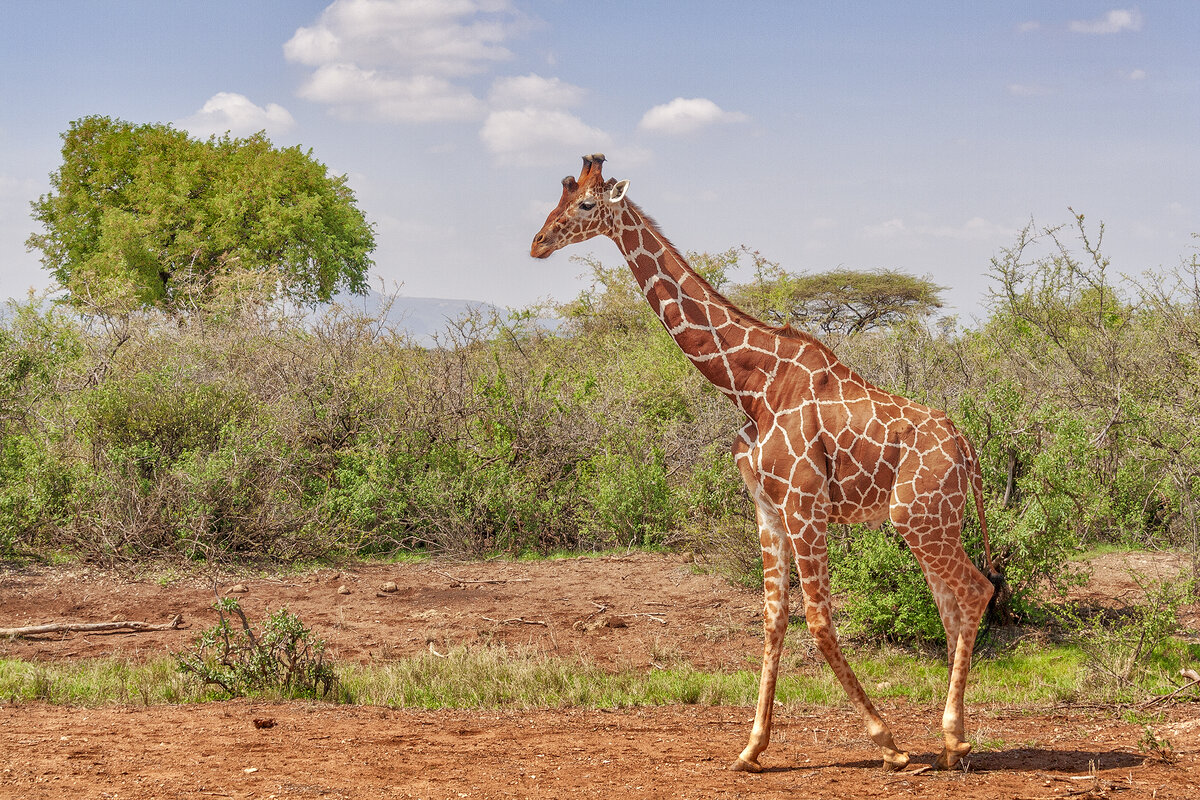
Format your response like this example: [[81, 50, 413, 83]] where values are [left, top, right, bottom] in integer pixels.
[[774, 323, 805, 340]]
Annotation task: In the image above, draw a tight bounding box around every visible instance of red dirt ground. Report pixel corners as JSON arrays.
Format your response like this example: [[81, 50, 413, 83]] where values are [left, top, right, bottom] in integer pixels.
[[3, 701, 1198, 799], [2, 552, 1199, 799], [0, 554, 765, 669]]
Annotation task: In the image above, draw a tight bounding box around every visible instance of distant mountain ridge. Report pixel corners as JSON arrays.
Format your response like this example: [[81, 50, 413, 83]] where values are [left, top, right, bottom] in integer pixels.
[[326, 291, 497, 342]]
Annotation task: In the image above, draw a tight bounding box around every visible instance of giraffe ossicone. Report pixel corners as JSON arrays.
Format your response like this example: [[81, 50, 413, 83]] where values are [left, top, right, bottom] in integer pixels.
[[531, 155, 1002, 774]]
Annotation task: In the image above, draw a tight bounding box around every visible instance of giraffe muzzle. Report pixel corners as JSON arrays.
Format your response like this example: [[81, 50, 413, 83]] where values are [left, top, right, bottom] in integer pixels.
[[530, 231, 555, 258]]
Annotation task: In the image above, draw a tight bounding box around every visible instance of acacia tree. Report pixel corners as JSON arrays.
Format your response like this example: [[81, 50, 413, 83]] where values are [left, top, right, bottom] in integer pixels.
[[730, 249, 945, 334], [27, 116, 375, 309]]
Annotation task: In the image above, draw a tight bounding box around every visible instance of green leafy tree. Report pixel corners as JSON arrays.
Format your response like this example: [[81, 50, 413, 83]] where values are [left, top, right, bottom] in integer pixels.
[[27, 115, 375, 309], [558, 248, 739, 336]]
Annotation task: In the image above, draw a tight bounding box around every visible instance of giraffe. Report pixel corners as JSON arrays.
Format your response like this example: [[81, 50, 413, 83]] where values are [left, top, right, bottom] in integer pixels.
[[530, 154, 1000, 774]]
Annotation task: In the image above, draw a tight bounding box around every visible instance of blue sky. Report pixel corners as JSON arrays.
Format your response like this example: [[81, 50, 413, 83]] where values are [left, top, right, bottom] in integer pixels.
[[2, 1, 1197, 322]]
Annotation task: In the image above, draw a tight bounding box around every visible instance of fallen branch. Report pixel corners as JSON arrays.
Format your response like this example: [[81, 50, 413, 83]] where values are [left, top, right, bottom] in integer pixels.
[[433, 570, 531, 586], [1136, 669, 1200, 709], [0, 615, 183, 639], [482, 616, 548, 627]]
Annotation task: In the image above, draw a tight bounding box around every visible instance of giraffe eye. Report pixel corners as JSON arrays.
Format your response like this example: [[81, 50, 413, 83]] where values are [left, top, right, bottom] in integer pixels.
[[579, 199, 596, 211]]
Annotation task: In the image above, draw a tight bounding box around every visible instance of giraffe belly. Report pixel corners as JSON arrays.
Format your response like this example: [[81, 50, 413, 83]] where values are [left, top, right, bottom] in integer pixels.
[[830, 502, 891, 529], [827, 473, 893, 528]]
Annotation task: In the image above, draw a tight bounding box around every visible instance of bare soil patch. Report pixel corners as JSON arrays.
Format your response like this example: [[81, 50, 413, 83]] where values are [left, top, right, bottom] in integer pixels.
[[3, 700, 1197, 799], [0, 553, 763, 669], [2, 550, 1199, 798]]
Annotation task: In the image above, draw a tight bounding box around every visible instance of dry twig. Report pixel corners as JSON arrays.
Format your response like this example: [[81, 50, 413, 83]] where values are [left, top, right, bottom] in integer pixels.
[[1136, 669, 1200, 709], [618, 613, 668, 625], [433, 570, 531, 586]]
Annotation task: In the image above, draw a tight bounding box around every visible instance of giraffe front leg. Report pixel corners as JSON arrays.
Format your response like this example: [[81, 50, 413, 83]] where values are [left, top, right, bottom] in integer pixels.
[[800, 593, 910, 771], [791, 529, 910, 772], [731, 502, 790, 773]]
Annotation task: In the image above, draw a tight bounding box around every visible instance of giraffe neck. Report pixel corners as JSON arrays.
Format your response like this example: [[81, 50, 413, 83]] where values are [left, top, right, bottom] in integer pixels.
[[607, 201, 825, 414]]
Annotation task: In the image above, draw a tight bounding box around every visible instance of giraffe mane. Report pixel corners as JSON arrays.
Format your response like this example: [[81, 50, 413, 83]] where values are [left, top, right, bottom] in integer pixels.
[[624, 198, 833, 354]]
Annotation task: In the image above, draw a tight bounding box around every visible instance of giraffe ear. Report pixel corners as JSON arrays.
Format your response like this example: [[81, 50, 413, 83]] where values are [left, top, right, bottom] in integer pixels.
[[608, 179, 630, 203]]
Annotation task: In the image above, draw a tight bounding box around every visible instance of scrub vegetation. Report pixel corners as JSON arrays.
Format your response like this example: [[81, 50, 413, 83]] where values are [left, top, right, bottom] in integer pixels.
[[4, 118, 1197, 710]]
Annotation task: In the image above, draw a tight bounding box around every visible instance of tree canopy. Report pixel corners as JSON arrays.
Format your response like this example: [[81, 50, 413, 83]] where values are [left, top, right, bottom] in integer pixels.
[[786, 268, 945, 334], [731, 253, 945, 335], [27, 116, 375, 309]]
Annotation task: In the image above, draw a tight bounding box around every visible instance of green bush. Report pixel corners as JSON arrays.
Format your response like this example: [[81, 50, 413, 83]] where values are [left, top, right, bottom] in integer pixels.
[[580, 444, 675, 547], [176, 597, 338, 699], [0, 434, 76, 556], [829, 524, 945, 644], [83, 367, 248, 477], [1058, 574, 1198, 700]]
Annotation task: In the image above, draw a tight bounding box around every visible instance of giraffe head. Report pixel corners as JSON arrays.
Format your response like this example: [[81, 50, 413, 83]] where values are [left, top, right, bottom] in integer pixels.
[[530, 153, 629, 258]]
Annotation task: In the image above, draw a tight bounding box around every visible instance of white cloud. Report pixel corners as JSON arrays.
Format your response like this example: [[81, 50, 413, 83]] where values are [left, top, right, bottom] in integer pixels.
[[480, 108, 611, 166], [863, 218, 907, 239], [480, 74, 605, 164], [1124, 68, 1148, 80], [286, 0, 522, 123], [284, 0, 519, 75], [175, 92, 295, 138], [298, 63, 484, 122], [1006, 83, 1053, 97], [1068, 8, 1143, 35], [284, 23, 339, 65], [488, 73, 585, 110], [862, 216, 1011, 242], [924, 217, 1013, 241], [1016, 21, 1041, 33], [637, 97, 748, 135]]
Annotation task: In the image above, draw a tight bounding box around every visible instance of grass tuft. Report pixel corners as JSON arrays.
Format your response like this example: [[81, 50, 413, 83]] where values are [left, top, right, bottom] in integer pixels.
[[0, 639, 1167, 710]]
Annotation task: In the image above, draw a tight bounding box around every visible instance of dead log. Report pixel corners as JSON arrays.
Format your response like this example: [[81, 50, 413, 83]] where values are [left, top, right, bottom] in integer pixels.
[[0, 615, 183, 639]]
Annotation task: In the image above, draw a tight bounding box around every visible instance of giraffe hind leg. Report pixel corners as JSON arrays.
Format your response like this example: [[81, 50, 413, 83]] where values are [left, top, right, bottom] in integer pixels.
[[920, 566, 974, 769], [934, 554, 994, 770], [905, 529, 994, 770], [921, 566, 965, 683]]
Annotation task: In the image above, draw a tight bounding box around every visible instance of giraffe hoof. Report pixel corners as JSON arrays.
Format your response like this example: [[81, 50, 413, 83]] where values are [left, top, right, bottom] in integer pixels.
[[730, 757, 762, 773], [935, 741, 972, 770], [882, 750, 911, 772]]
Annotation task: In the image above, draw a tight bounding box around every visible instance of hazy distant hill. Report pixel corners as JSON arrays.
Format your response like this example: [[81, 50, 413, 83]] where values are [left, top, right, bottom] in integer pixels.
[[326, 290, 497, 343]]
